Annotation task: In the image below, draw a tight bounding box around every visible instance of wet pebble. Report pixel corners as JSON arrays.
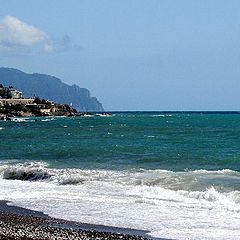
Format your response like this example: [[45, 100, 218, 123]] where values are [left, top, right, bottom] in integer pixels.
[[0, 212, 151, 240]]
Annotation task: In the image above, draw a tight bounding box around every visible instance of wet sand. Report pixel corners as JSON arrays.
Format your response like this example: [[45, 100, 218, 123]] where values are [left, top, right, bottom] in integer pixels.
[[0, 200, 168, 240]]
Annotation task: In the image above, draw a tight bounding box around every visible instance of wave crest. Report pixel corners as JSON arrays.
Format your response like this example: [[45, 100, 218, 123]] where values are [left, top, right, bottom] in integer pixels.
[[0, 162, 240, 213], [0, 162, 240, 193], [1, 162, 51, 181]]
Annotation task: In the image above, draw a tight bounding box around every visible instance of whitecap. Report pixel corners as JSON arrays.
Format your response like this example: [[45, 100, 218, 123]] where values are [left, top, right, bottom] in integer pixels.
[[152, 114, 172, 117], [41, 118, 55, 122]]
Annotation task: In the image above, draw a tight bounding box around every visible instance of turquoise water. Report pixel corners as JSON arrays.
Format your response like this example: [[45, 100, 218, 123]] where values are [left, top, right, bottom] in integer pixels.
[[0, 112, 240, 240], [1, 112, 240, 171]]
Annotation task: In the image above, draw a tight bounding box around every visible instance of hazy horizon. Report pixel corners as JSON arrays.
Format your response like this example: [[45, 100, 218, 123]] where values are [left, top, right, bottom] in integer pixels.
[[0, 0, 240, 111]]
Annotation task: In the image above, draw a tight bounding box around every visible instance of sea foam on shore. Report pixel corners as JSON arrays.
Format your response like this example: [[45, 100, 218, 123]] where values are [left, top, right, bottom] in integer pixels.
[[0, 161, 240, 240]]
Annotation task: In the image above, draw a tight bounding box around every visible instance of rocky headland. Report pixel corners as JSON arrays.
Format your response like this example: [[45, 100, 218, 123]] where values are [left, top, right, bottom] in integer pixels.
[[0, 67, 104, 112], [0, 97, 77, 120]]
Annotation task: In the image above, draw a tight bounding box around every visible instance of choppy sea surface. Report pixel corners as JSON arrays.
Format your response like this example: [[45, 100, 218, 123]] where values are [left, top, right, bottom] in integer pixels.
[[0, 112, 240, 240]]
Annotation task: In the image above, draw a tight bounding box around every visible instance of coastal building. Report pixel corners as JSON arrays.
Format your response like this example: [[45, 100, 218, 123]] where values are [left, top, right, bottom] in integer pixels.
[[9, 87, 23, 99], [0, 84, 34, 107], [0, 84, 22, 99], [0, 83, 76, 117]]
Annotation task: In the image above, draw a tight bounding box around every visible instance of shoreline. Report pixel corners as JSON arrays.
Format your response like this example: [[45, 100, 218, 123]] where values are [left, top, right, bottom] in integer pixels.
[[0, 200, 168, 240]]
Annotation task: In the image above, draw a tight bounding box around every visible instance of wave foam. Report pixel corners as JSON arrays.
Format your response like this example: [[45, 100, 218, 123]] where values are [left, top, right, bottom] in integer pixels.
[[0, 162, 240, 209], [192, 169, 238, 175], [0, 162, 240, 239], [0, 162, 51, 181]]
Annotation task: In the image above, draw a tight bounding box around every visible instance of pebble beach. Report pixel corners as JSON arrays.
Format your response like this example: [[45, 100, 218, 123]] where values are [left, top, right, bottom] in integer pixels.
[[0, 201, 158, 240]]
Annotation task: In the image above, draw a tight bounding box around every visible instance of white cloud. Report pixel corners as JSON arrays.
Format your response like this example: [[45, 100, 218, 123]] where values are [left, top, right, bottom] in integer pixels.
[[0, 16, 48, 52], [0, 16, 78, 54]]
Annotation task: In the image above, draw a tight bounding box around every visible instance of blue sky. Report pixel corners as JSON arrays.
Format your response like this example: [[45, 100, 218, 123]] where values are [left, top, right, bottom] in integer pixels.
[[0, 0, 240, 111]]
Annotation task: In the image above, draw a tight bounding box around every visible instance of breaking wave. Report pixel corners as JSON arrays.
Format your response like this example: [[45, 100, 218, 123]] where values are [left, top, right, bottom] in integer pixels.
[[0, 161, 240, 210], [0, 162, 240, 240], [0, 162, 84, 184], [0, 162, 239, 186]]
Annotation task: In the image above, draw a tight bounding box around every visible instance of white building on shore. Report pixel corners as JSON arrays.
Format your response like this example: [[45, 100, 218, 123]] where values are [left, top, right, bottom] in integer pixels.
[[0, 84, 23, 99]]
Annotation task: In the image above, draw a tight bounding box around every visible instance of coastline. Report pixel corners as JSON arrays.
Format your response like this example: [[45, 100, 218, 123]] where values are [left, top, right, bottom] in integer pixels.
[[0, 200, 168, 240]]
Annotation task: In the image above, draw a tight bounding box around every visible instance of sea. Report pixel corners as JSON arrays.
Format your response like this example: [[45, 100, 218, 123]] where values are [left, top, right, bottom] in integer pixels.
[[0, 112, 239, 240]]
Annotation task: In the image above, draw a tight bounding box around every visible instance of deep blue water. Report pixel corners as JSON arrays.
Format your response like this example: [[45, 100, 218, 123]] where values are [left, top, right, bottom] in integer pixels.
[[0, 112, 240, 171]]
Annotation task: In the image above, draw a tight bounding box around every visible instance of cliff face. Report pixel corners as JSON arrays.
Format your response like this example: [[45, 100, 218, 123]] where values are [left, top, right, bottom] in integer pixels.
[[0, 68, 104, 112]]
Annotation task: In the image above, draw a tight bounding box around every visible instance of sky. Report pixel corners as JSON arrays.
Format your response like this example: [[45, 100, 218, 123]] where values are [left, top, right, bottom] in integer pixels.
[[0, 0, 240, 111]]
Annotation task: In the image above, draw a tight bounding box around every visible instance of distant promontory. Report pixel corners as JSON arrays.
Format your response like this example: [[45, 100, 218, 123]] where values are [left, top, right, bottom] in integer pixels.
[[0, 84, 77, 119], [0, 67, 104, 112]]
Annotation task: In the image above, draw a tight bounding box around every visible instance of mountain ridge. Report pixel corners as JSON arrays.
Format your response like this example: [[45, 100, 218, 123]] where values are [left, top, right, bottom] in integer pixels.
[[0, 67, 104, 112]]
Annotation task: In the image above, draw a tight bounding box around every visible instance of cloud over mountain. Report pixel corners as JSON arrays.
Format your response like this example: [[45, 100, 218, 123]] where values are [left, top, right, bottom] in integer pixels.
[[0, 16, 49, 52]]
